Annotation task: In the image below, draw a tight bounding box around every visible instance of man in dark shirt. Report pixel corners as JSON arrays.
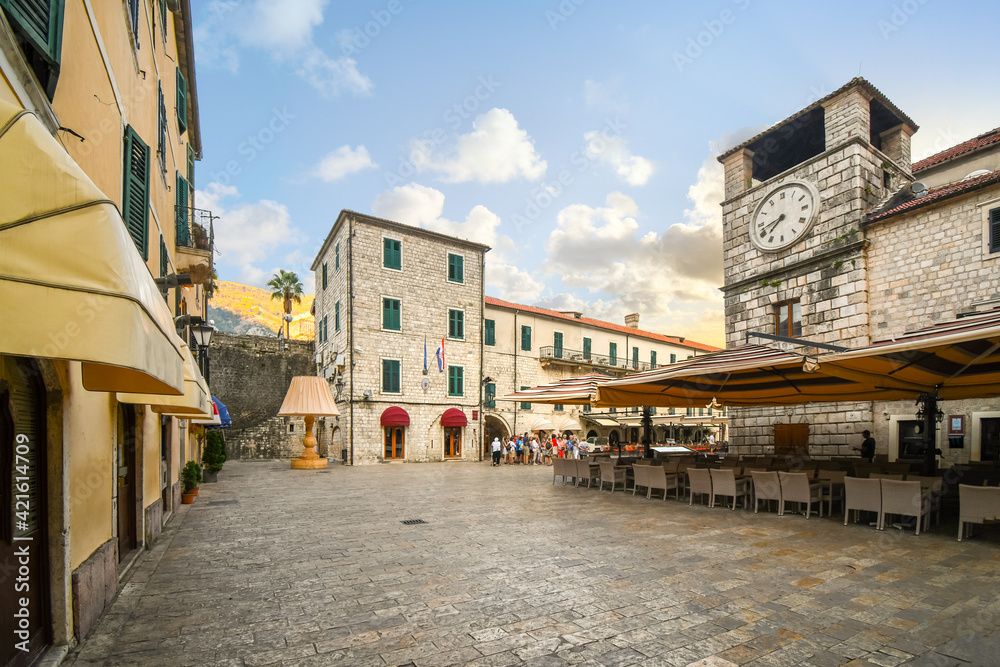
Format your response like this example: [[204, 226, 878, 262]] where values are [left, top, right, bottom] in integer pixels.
[[854, 430, 876, 462]]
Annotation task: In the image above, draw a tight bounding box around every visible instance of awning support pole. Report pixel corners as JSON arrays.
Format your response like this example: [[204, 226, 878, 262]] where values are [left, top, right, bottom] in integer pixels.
[[916, 389, 939, 476], [642, 406, 653, 458]]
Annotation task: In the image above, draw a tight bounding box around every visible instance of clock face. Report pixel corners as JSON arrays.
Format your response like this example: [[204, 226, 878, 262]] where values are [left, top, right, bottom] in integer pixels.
[[749, 180, 820, 252]]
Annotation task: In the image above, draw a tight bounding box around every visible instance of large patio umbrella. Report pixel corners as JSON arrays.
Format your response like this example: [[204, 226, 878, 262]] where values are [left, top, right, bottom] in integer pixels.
[[499, 373, 616, 405]]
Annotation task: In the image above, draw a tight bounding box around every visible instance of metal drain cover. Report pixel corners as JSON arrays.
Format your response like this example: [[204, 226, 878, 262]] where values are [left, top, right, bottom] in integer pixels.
[[401, 519, 426, 525], [208, 500, 239, 506]]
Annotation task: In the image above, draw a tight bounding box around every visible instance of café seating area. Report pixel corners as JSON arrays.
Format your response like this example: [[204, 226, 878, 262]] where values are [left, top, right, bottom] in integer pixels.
[[549, 453, 998, 541]]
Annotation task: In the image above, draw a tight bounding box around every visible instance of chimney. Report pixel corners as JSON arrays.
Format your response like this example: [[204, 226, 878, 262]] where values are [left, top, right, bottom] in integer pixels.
[[624, 313, 639, 329]]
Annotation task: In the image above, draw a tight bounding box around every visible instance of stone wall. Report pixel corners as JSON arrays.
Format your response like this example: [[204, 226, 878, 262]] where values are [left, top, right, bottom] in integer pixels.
[[210, 332, 314, 459]]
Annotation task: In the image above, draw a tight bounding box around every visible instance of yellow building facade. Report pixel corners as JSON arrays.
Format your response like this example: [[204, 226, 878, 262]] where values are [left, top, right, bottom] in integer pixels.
[[0, 1, 212, 663]]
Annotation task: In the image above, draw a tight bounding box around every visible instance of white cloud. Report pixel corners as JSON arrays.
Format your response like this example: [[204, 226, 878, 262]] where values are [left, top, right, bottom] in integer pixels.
[[584, 78, 628, 114], [416, 108, 546, 183], [195, 0, 372, 98], [584, 131, 655, 186], [197, 183, 307, 287], [315, 145, 377, 181]]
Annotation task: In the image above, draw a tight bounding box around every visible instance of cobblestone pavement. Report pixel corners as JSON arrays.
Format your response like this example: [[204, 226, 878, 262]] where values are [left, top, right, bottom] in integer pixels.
[[66, 460, 1000, 667]]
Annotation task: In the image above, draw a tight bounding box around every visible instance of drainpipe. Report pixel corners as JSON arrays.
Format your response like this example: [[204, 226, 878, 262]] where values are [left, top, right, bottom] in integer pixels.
[[348, 216, 354, 466], [512, 309, 518, 437], [478, 253, 485, 461]]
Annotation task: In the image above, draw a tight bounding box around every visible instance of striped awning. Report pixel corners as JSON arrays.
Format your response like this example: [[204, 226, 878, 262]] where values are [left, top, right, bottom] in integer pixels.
[[499, 373, 616, 405], [118, 343, 211, 417]]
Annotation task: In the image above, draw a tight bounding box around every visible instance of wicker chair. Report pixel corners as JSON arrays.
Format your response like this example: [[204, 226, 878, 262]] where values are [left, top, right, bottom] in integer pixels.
[[869, 473, 904, 481], [958, 484, 1000, 541], [552, 458, 571, 485], [777, 472, 823, 518], [647, 465, 679, 501], [750, 471, 781, 514], [843, 477, 881, 527], [817, 470, 846, 516], [687, 468, 712, 506], [576, 460, 600, 488], [632, 464, 650, 497], [906, 475, 943, 526], [599, 461, 626, 493], [710, 468, 749, 510], [879, 479, 930, 534]]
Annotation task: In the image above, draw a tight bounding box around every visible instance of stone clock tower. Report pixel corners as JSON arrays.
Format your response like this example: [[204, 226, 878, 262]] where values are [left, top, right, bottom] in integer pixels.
[[718, 78, 917, 456]]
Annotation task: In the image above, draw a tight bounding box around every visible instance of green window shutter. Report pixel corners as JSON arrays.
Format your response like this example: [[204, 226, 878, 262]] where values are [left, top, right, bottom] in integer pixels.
[[157, 84, 166, 172], [383, 298, 400, 330], [322, 263, 328, 290], [448, 253, 464, 282], [650, 351, 656, 369], [383, 238, 401, 269], [122, 126, 149, 259], [159, 236, 167, 276], [670, 353, 676, 364], [632, 346, 639, 369], [521, 325, 531, 351], [989, 207, 1000, 251], [175, 171, 189, 246], [0, 0, 64, 96], [448, 366, 463, 396], [335, 243, 340, 271], [186, 143, 195, 188], [583, 404, 591, 413], [176, 67, 187, 134], [553, 332, 563, 358], [583, 337, 591, 359], [322, 315, 328, 343], [449, 309, 463, 339], [484, 319, 495, 346], [159, 0, 166, 41], [554, 404, 563, 412], [382, 359, 400, 393], [485, 382, 495, 408], [520, 386, 530, 411], [335, 302, 340, 332], [609, 342, 617, 366]]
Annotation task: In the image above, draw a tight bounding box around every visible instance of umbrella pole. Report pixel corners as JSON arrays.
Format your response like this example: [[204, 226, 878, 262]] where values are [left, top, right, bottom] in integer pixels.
[[917, 391, 938, 477], [642, 406, 653, 458]]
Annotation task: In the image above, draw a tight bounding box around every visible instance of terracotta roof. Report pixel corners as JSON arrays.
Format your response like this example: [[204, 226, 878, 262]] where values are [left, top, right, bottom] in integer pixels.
[[913, 127, 1000, 173], [718, 77, 917, 162], [484, 296, 720, 352], [865, 169, 1000, 223]]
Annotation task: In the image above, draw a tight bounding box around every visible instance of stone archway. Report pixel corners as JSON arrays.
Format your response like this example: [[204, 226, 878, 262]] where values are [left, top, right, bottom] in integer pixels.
[[483, 415, 510, 458]]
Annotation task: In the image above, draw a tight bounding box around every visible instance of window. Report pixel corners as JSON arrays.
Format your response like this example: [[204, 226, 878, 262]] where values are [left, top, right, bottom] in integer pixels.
[[127, 0, 139, 45], [686, 407, 693, 417], [444, 427, 462, 457], [583, 337, 591, 359], [484, 319, 495, 346], [123, 126, 150, 259], [448, 309, 464, 339], [521, 325, 531, 351], [670, 353, 676, 364], [383, 237, 401, 269], [0, 0, 64, 97], [334, 302, 341, 332], [609, 407, 616, 413], [335, 242, 340, 271], [583, 404, 591, 413], [158, 236, 168, 301], [159, 0, 167, 41], [447, 253, 464, 283], [650, 351, 657, 369], [484, 382, 496, 408], [554, 404, 564, 412], [175, 67, 188, 134], [669, 407, 675, 415], [775, 300, 803, 338], [609, 342, 617, 366], [186, 143, 194, 187], [448, 366, 464, 396], [384, 427, 404, 459], [520, 386, 531, 411], [322, 262, 328, 290], [322, 315, 328, 343], [175, 171, 189, 245], [632, 346, 639, 369], [553, 332, 563, 359], [382, 359, 400, 393], [990, 207, 1000, 253], [382, 297, 401, 331], [157, 83, 166, 172]]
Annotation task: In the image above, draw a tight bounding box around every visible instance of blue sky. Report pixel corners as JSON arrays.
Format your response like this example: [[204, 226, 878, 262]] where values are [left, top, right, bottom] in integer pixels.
[[192, 0, 1000, 347]]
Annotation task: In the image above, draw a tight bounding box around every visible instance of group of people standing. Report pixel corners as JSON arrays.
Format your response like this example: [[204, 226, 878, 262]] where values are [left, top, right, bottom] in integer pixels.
[[490, 433, 588, 466]]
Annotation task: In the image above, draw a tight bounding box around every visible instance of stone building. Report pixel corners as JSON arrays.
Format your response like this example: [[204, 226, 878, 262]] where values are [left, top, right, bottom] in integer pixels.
[[311, 211, 490, 464], [719, 77, 1000, 463]]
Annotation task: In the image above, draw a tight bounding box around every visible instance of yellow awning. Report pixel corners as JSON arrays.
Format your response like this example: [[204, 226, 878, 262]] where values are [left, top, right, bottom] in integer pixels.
[[0, 100, 184, 395], [118, 343, 211, 417]]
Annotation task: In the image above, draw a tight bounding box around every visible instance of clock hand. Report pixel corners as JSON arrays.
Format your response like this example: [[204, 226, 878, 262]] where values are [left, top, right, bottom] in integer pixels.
[[762, 213, 785, 234]]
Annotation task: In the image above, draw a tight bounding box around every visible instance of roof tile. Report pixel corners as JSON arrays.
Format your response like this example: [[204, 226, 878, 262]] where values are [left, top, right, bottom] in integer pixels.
[[912, 127, 1000, 173]]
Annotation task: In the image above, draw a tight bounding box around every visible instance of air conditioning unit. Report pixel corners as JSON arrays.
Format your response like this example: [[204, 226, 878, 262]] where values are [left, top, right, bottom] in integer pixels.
[[333, 353, 346, 370], [362, 389, 373, 400], [323, 367, 336, 380]]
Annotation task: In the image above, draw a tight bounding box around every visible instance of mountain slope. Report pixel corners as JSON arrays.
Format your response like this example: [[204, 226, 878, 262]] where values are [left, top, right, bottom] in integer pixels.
[[209, 281, 315, 340]]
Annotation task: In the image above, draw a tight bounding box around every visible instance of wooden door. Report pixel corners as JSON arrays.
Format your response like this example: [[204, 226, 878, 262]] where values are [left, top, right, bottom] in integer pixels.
[[773, 423, 809, 458], [117, 405, 137, 561], [1, 357, 49, 667], [444, 428, 461, 458], [981, 418, 1000, 462], [384, 427, 404, 460]]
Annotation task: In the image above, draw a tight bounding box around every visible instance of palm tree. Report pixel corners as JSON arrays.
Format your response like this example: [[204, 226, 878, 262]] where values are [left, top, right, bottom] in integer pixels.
[[267, 269, 303, 339]]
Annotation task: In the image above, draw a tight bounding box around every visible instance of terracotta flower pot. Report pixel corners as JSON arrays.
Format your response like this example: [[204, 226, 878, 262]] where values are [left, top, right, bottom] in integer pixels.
[[192, 487, 199, 496], [181, 492, 196, 504]]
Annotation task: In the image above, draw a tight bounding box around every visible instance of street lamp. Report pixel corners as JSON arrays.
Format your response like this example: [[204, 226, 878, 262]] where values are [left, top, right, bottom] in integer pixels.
[[190, 321, 215, 386]]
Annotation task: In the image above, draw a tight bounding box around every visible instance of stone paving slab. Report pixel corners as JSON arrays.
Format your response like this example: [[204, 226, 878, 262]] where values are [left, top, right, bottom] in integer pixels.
[[65, 461, 1000, 666]]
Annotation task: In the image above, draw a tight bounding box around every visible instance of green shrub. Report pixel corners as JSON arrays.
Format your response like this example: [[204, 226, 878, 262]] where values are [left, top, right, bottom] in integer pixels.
[[181, 460, 202, 493], [203, 431, 227, 473]]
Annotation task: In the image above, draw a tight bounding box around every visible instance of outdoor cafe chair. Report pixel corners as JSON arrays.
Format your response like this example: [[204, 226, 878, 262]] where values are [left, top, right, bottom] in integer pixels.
[[907, 475, 943, 526], [662, 461, 680, 473], [817, 470, 847, 516], [576, 459, 600, 488], [687, 468, 712, 506], [853, 464, 880, 479], [843, 476, 881, 527], [957, 484, 1000, 541], [647, 465, 679, 501], [870, 473, 904, 481], [599, 461, 626, 493], [777, 472, 823, 518], [884, 462, 911, 475], [749, 471, 781, 514], [710, 468, 749, 510], [632, 464, 650, 497], [879, 479, 930, 535], [552, 458, 574, 486], [721, 457, 739, 468]]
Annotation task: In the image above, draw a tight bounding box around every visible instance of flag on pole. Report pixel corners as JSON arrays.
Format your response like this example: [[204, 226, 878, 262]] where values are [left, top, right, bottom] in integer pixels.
[[436, 338, 445, 372]]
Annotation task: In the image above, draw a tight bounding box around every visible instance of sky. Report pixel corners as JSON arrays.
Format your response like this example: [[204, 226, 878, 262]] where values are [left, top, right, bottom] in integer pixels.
[[192, 0, 1000, 348]]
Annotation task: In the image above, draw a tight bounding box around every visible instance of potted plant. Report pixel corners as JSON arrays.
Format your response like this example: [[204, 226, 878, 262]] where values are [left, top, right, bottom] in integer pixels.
[[202, 431, 227, 483], [180, 460, 202, 504]]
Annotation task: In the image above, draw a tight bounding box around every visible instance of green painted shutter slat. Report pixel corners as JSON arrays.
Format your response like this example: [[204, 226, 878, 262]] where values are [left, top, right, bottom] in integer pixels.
[[186, 143, 195, 187], [122, 126, 149, 259], [609, 342, 617, 366], [175, 171, 189, 245], [520, 385, 530, 411], [990, 208, 1000, 253], [484, 319, 495, 346], [521, 326, 531, 351], [485, 382, 495, 408], [583, 337, 591, 359], [322, 263, 328, 290], [383, 238, 401, 269], [157, 84, 166, 171], [176, 67, 187, 134], [650, 351, 657, 369], [553, 332, 563, 359], [0, 0, 64, 75]]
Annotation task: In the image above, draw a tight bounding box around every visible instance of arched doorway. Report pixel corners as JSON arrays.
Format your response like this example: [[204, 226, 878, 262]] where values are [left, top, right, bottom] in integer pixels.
[[483, 415, 509, 458], [608, 430, 620, 446], [586, 430, 598, 440], [1, 356, 50, 666]]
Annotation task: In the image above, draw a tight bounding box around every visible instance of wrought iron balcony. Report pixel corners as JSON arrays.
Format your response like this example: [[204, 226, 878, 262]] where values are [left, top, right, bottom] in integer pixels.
[[538, 346, 651, 373], [175, 205, 215, 252]]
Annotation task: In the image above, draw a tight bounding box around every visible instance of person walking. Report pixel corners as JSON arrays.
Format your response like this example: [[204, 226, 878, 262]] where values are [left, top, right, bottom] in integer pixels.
[[854, 430, 876, 463], [491, 437, 502, 466]]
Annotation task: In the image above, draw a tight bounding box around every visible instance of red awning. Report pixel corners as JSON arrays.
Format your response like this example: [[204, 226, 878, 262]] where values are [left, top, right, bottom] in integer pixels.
[[441, 408, 468, 427], [380, 406, 410, 426]]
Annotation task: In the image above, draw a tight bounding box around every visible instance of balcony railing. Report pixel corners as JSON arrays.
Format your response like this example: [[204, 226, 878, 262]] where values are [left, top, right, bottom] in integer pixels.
[[538, 346, 652, 372], [175, 205, 215, 252]]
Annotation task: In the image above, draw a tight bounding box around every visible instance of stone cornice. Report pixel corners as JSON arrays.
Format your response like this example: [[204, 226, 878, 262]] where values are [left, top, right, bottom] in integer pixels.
[[720, 238, 868, 294]]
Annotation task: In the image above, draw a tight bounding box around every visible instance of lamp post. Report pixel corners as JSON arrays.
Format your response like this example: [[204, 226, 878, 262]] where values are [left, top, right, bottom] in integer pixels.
[[278, 376, 340, 469], [190, 321, 215, 387]]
